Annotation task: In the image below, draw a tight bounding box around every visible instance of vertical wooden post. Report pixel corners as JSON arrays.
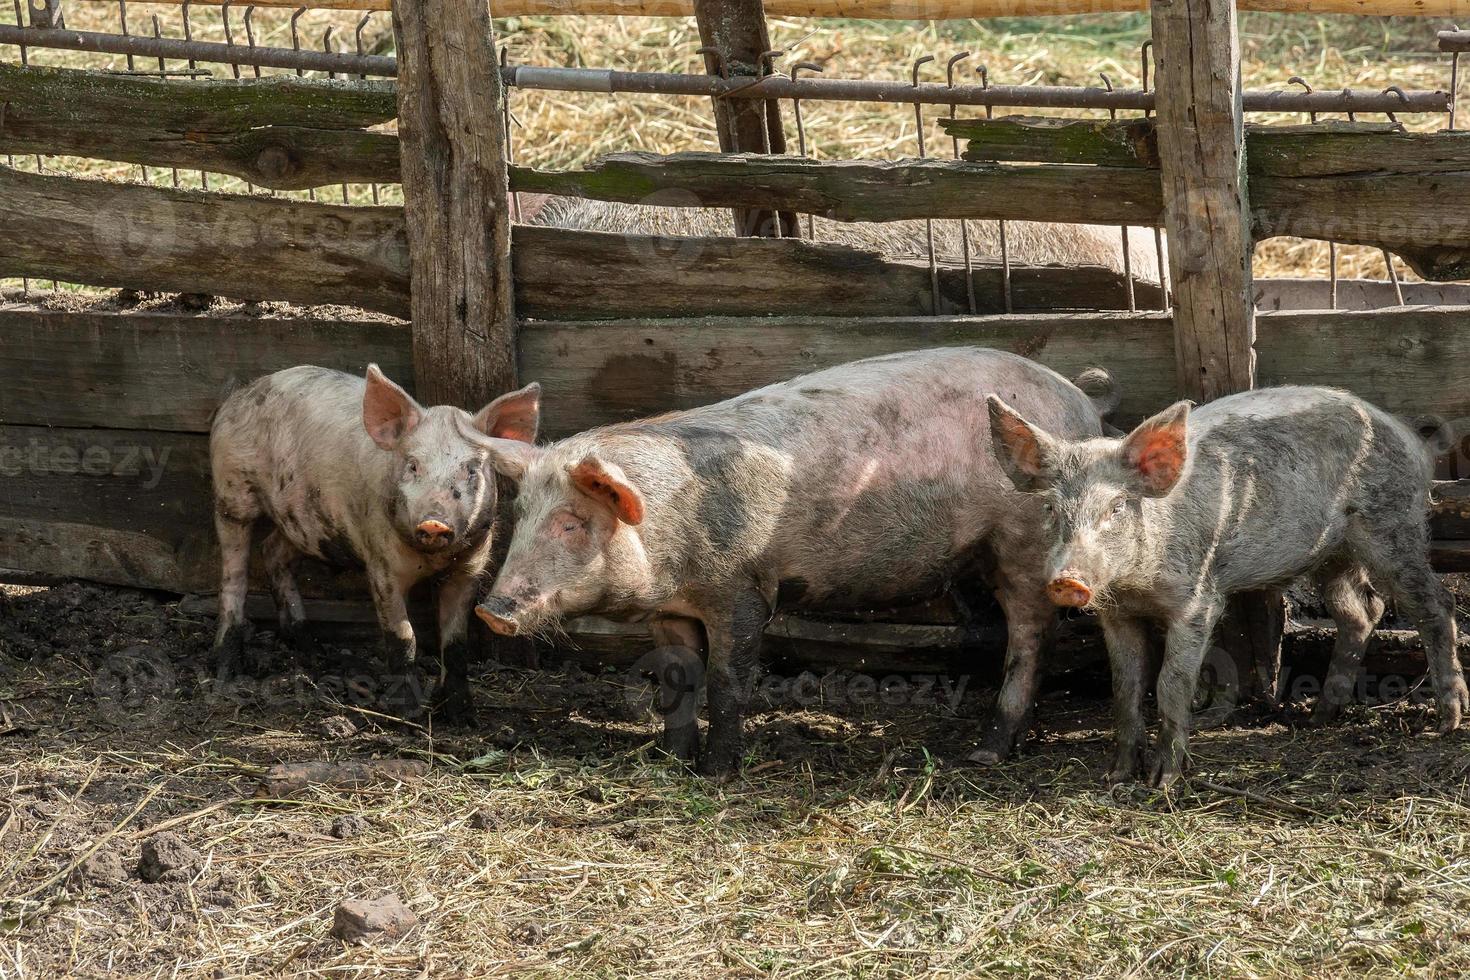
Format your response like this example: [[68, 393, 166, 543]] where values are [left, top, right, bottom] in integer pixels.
[[1151, 0, 1283, 704], [392, 0, 526, 666], [1151, 0, 1254, 402], [694, 0, 797, 238], [392, 0, 515, 408]]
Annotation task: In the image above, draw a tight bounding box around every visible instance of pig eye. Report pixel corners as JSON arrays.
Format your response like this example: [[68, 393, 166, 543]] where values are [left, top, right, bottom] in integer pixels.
[[466, 461, 480, 477], [406, 459, 420, 476]]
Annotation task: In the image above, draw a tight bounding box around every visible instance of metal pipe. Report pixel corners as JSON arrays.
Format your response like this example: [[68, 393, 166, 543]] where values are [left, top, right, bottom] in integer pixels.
[[1440, 29, 1470, 52], [0, 25, 1449, 115]]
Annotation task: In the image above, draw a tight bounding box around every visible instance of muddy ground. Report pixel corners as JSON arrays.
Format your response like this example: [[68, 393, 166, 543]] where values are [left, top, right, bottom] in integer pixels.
[[2, 580, 1469, 978]]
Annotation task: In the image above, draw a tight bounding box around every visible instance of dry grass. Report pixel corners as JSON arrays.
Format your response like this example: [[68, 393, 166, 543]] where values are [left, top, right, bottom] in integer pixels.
[[2, 8, 1461, 289], [4, 581, 1470, 977]]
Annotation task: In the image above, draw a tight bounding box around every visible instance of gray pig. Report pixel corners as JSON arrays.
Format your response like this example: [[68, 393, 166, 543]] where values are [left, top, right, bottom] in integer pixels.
[[987, 386, 1468, 787], [454, 347, 1111, 775], [209, 364, 541, 720]]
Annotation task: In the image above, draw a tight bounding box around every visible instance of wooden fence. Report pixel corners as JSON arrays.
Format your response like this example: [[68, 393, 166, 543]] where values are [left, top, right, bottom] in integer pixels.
[[4, 0, 1470, 673]]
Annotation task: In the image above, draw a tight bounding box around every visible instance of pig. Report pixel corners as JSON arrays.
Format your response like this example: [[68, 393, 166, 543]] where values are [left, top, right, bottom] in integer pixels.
[[523, 195, 1164, 283], [452, 347, 1112, 775], [209, 364, 541, 721], [987, 386, 1469, 787]]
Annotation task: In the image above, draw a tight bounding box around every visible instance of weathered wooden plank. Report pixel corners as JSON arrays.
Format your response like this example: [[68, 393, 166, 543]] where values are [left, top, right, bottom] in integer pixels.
[[0, 63, 398, 190], [0, 310, 413, 432], [58, 0, 1470, 20], [512, 152, 1162, 226], [520, 313, 1179, 435], [0, 166, 1154, 318], [510, 226, 1160, 319], [1431, 481, 1470, 541], [0, 63, 398, 131], [693, 0, 794, 237], [947, 115, 1161, 168], [1246, 122, 1455, 179], [0, 165, 410, 316], [393, 0, 516, 408], [1254, 308, 1470, 423], [0, 426, 214, 592], [1151, 0, 1255, 403]]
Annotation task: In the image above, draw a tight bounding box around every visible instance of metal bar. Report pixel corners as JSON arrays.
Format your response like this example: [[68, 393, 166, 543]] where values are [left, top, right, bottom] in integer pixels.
[[911, 55, 939, 313], [1441, 29, 1470, 52], [947, 51, 975, 315], [978, 64, 1012, 315], [0, 26, 1450, 115]]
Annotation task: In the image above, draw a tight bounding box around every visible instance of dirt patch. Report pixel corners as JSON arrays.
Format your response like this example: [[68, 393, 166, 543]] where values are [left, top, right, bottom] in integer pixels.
[[3, 579, 1470, 976]]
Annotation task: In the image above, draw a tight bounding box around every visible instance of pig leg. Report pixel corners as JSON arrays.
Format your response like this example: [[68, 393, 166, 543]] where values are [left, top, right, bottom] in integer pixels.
[[648, 617, 706, 763], [1310, 562, 1383, 727], [212, 512, 255, 679], [969, 581, 1056, 765], [1151, 605, 1223, 789], [1100, 612, 1152, 784], [261, 529, 315, 659], [368, 568, 424, 718], [698, 591, 768, 777], [1357, 524, 1467, 733], [432, 569, 479, 726]]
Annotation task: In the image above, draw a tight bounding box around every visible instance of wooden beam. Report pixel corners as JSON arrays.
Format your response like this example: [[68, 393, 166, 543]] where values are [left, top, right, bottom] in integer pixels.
[[0, 164, 410, 316], [513, 153, 1162, 226], [511, 226, 1160, 319], [59, 0, 1470, 19], [948, 116, 1161, 168], [0, 310, 412, 433], [0, 64, 398, 191], [692, 0, 795, 238], [0, 166, 1154, 319], [1151, 0, 1256, 402], [391, 0, 515, 408]]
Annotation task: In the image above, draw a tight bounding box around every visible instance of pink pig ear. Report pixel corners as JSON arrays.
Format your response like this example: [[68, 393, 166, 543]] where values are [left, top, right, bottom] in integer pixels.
[[363, 364, 424, 451], [987, 395, 1059, 492], [473, 381, 541, 444], [568, 456, 645, 526], [1120, 401, 1191, 497]]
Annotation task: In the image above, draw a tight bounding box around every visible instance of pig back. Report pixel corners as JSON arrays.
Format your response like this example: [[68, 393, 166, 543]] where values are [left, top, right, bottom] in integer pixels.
[[1173, 386, 1434, 591], [667, 347, 1102, 608]]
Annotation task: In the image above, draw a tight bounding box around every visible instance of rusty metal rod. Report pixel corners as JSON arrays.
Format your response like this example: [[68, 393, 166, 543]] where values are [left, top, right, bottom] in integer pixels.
[[1441, 29, 1470, 52], [0, 26, 1451, 115]]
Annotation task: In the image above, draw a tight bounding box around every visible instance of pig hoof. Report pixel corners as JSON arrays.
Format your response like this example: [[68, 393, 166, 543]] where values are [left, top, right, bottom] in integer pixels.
[[1147, 760, 1182, 790], [1308, 699, 1344, 728], [432, 688, 477, 728], [1438, 681, 1469, 734], [695, 753, 738, 780], [659, 726, 700, 763], [966, 748, 1002, 767]]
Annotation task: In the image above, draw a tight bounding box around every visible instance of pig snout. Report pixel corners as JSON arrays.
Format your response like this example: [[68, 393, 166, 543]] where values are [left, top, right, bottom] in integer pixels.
[[475, 595, 522, 636], [1046, 573, 1093, 608], [413, 518, 455, 549]]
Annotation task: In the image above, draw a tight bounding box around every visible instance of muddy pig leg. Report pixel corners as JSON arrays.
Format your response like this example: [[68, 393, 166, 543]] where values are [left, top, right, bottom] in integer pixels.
[[213, 512, 255, 679], [432, 567, 480, 726], [368, 566, 423, 719], [1310, 561, 1382, 727], [1150, 602, 1224, 788], [1100, 611, 1152, 784], [648, 617, 706, 763], [261, 529, 315, 662], [970, 574, 1056, 765], [697, 589, 769, 778]]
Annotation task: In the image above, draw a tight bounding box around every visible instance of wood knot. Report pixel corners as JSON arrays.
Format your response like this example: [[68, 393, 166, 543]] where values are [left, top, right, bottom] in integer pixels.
[[253, 145, 294, 181]]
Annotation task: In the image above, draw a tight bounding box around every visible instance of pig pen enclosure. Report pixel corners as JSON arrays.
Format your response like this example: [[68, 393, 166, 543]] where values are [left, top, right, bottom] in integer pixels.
[[6, 0, 1470, 976]]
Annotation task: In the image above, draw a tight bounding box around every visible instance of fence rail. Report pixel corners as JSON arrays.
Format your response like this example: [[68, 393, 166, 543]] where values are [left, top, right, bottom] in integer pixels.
[[56, 0, 1470, 19]]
